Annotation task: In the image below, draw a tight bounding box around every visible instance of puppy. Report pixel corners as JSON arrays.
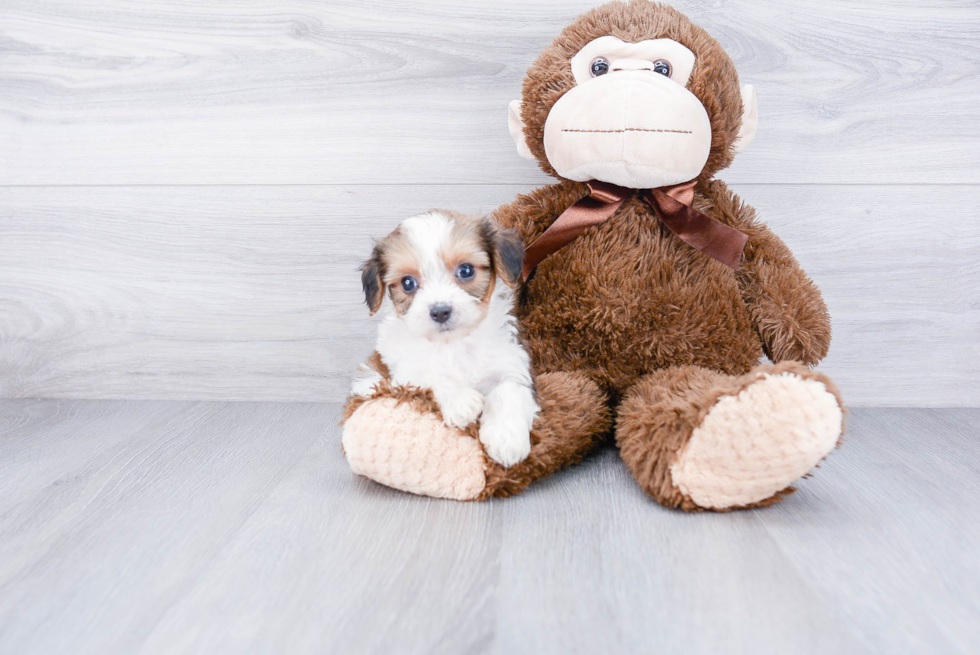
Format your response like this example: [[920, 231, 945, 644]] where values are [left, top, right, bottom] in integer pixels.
[[351, 210, 538, 467]]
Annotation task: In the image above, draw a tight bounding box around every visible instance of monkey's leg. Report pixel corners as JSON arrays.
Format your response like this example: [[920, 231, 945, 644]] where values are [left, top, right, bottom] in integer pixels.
[[341, 371, 611, 501], [615, 362, 844, 511]]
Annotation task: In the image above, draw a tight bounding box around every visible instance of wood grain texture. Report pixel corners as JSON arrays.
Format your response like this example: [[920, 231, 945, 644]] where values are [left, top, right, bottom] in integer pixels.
[[0, 400, 977, 654], [0, 400, 330, 653], [1, 0, 978, 185], [1, 184, 976, 406], [761, 409, 980, 654]]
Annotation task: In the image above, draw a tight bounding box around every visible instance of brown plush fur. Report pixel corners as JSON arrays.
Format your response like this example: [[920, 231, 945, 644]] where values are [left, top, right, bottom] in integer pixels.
[[488, 1, 838, 508], [497, 179, 831, 396], [347, 1, 841, 510]]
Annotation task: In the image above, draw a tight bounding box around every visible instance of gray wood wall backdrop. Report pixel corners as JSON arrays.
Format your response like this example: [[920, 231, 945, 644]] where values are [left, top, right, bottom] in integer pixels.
[[1, 0, 978, 406]]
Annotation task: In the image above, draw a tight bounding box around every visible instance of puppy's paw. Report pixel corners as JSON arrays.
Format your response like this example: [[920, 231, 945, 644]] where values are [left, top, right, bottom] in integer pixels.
[[479, 416, 531, 468], [438, 387, 485, 429]]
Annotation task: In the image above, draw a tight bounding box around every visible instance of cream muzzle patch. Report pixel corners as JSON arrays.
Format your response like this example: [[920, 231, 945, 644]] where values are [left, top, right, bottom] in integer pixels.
[[543, 70, 713, 189]]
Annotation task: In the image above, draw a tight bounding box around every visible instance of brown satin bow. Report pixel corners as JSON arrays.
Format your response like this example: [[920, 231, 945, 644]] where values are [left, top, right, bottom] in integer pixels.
[[521, 179, 749, 282]]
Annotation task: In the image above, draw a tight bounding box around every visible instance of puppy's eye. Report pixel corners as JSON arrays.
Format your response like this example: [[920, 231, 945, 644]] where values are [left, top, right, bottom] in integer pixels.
[[456, 263, 475, 280], [590, 57, 610, 77], [652, 59, 671, 77], [400, 276, 418, 293]]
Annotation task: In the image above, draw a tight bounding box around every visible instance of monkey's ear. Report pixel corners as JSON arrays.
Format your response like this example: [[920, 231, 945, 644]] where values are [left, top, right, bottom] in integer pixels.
[[360, 246, 385, 315], [490, 224, 526, 288], [733, 84, 758, 154], [508, 100, 536, 160]]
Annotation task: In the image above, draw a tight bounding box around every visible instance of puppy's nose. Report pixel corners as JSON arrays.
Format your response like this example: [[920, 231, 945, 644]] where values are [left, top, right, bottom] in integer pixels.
[[429, 304, 453, 324]]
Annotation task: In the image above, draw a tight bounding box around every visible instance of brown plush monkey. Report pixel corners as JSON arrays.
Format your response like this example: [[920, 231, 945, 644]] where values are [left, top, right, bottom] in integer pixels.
[[342, 1, 844, 511]]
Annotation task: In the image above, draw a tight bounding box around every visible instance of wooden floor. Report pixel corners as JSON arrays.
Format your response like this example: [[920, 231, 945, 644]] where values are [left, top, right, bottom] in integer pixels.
[[0, 401, 977, 654]]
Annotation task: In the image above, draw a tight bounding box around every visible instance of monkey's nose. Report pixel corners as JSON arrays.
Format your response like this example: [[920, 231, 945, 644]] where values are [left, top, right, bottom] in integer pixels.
[[429, 304, 453, 324]]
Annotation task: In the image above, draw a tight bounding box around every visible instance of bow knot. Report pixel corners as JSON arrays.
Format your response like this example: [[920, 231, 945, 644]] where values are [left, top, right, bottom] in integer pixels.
[[521, 180, 748, 282]]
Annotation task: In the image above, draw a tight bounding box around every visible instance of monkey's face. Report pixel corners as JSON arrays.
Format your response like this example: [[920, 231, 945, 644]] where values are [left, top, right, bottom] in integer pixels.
[[509, 2, 758, 188], [543, 36, 711, 189]]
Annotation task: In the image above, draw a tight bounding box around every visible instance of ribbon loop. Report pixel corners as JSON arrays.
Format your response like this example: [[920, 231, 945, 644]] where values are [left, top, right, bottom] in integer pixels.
[[642, 188, 748, 272]]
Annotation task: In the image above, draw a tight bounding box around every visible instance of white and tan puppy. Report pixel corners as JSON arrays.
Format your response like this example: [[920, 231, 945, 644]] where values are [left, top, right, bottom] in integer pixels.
[[352, 210, 538, 468]]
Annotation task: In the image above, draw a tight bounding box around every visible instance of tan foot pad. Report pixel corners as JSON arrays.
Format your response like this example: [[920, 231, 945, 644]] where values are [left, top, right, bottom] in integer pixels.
[[670, 372, 843, 509], [342, 398, 487, 501]]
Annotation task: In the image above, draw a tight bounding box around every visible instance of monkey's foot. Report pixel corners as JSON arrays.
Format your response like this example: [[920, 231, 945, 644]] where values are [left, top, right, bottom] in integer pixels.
[[669, 368, 844, 510], [341, 371, 610, 501], [342, 397, 487, 501]]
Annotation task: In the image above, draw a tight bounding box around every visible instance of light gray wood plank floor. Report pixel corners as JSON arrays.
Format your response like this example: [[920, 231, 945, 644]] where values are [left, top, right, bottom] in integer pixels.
[[0, 401, 977, 654]]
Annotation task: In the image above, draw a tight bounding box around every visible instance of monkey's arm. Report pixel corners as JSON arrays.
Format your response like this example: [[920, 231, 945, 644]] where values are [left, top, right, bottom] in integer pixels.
[[701, 180, 831, 366], [735, 219, 831, 366], [492, 180, 585, 243]]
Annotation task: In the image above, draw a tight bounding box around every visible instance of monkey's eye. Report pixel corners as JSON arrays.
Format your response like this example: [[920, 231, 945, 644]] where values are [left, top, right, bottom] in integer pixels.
[[652, 59, 672, 77], [455, 263, 475, 280], [400, 276, 418, 293], [590, 57, 610, 77]]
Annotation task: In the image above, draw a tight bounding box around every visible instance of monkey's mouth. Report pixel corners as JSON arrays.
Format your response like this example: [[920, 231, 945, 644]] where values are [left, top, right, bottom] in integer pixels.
[[562, 128, 693, 134]]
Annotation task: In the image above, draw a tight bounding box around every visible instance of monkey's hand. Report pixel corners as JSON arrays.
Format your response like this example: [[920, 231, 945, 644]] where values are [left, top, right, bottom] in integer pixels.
[[736, 223, 831, 366]]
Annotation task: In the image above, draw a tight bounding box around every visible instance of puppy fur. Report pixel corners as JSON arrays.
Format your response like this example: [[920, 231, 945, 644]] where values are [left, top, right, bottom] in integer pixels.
[[353, 210, 538, 468]]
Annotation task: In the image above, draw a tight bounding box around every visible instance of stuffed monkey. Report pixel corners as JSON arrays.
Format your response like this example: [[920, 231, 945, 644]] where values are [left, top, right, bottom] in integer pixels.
[[342, 1, 844, 511]]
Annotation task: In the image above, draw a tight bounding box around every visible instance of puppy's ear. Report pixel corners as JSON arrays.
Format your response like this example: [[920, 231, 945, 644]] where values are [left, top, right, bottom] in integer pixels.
[[487, 222, 525, 288], [360, 245, 385, 315]]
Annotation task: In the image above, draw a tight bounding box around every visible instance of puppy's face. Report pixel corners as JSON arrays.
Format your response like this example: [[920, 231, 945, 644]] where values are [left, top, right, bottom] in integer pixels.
[[361, 211, 524, 341]]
